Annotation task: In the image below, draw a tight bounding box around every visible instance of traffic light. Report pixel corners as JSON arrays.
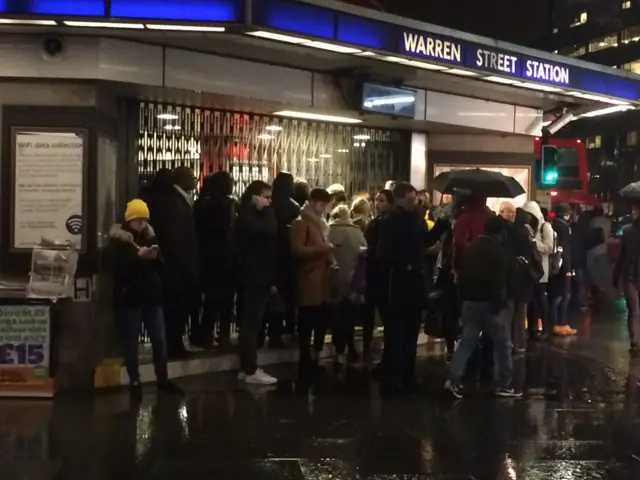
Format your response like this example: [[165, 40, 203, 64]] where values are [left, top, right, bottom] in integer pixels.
[[541, 145, 558, 185]]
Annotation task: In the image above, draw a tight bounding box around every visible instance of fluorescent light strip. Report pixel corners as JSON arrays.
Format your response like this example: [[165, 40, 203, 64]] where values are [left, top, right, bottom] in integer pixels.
[[0, 18, 57, 25], [246, 30, 308, 44], [355, 51, 377, 57], [381, 56, 411, 63], [304, 41, 361, 54], [580, 105, 634, 118], [273, 111, 362, 124], [484, 75, 521, 85], [146, 24, 225, 32], [406, 60, 448, 71], [447, 69, 479, 76], [519, 82, 563, 92], [64, 21, 145, 29]]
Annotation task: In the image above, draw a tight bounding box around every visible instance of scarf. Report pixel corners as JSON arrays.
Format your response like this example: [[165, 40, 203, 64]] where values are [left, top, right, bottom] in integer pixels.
[[301, 202, 330, 241], [174, 185, 194, 207]]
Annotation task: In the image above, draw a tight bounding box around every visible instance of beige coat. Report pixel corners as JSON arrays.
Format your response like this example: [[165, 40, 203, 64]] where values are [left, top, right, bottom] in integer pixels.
[[291, 208, 333, 306]]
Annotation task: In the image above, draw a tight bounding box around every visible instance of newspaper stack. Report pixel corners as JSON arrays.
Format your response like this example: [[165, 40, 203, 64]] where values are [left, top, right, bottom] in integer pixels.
[[27, 238, 79, 299]]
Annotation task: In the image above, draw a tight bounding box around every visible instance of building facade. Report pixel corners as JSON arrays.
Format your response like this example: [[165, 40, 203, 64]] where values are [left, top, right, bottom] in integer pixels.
[[541, 0, 640, 198]]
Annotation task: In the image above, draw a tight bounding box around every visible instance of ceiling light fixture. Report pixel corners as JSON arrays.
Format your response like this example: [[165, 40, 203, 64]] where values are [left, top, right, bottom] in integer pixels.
[[483, 76, 522, 85], [405, 60, 448, 71], [0, 18, 57, 25], [257, 133, 275, 140], [580, 105, 634, 118], [353, 134, 371, 140], [336, 149, 349, 153], [273, 111, 362, 124], [319, 154, 332, 158], [355, 51, 377, 57], [447, 69, 479, 76], [64, 20, 145, 29], [303, 41, 361, 54], [157, 113, 179, 120], [246, 30, 308, 44], [381, 56, 411, 63], [163, 124, 181, 130], [265, 125, 283, 131], [519, 82, 563, 92], [146, 24, 225, 32]]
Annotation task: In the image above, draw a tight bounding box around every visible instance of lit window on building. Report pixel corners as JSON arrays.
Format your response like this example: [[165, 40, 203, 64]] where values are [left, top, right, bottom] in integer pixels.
[[621, 60, 640, 73], [570, 12, 588, 27], [560, 45, 586, 57], [586, 136, 602, 149], [628, 131, 638, 146], [623, 1, 632, 9], [589, 34, 617, 52], [622, 26, 640, 43], [553, 27, 559, 33]]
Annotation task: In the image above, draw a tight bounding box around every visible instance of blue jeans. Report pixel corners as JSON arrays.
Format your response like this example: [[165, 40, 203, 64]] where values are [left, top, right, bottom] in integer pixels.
[[550, 276, 571, 327], [120, 305, 168, 384], [449, 301, 513, 389]]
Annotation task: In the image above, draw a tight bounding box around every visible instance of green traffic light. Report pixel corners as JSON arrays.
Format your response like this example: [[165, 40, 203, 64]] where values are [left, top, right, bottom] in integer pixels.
[[543, 170, 558, 184]]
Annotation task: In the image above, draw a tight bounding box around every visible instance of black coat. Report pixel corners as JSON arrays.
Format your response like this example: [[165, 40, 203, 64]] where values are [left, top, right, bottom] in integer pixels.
[[548, 218, 572, 297], [194, 195, 237, 290], [503, 221, 537, 302], [458, 235, 512, 305], [364, 214, 386, 302], [148, 186, 199, 290], [235, 204, 278, 287], [377, 206, 430, 309], [109, 224, 162, 307], [614, 220, 640, 283], [271, 172, 301, 291]]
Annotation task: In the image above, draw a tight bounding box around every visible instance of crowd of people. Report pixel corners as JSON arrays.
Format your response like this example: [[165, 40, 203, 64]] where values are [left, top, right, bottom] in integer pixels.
[[107, 165, 624, 399]]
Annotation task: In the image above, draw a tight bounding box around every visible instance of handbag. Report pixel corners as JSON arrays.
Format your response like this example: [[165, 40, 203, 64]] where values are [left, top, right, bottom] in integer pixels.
[[547, 223, 563, 277]]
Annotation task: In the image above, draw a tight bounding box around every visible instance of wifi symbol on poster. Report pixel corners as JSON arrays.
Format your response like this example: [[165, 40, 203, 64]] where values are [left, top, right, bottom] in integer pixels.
[[65, 215, 83, 235]]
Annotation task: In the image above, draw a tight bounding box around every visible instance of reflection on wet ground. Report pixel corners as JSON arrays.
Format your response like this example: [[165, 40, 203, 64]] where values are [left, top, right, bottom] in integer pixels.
[[3, 309, 640, 479]]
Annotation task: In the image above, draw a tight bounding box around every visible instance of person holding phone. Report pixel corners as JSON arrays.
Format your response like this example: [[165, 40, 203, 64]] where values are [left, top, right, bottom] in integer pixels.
[[110, 199, 183, 399], [235, 181, 279, 385]]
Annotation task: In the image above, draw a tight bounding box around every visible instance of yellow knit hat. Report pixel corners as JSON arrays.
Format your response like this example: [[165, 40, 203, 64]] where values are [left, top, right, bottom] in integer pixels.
[[124, 199, 150, 222]]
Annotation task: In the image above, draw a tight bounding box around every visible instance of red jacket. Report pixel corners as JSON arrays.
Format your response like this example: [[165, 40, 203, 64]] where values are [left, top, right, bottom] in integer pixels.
[[452, 200, 494, 272]]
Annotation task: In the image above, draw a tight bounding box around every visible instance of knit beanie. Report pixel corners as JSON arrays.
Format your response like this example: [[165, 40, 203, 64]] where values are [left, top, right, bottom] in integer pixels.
[[124, 199, 150, 222]]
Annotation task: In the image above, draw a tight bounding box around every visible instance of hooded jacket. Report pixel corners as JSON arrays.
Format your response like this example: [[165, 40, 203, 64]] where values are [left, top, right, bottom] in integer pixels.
[[522, 201, 555, 283], [109, 223, 162, 307], [452, 198, 493, 272]]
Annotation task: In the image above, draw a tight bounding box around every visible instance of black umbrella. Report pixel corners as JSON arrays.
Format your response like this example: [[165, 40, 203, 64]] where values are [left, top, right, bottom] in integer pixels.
[[432, 168, 525, 198], [620, 181, 640, 198]]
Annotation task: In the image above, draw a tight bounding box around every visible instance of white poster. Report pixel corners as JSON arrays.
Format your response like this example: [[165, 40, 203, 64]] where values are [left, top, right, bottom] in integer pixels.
[[433, 165, 530, 213], [14, 131, 84, 249]]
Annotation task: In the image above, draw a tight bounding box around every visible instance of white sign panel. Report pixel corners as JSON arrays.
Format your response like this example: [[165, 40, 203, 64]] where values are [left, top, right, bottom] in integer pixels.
[[13, 131, 84, 249]]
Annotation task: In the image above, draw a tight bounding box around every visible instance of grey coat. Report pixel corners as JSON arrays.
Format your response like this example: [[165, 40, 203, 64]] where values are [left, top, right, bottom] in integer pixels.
[[327, 220, 367, 299]]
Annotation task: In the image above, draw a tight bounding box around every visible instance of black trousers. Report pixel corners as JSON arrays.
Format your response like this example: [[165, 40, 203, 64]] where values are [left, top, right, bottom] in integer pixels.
[[385, 305, 422, 382], [528, 283, 548, 336], [201, 288, 235, 345], [298, 305, 328, 361], [332, 299, 357, 355], [361, 299, 376, 356], [163, 288, 192, 356], [238, 286, 271, 375]]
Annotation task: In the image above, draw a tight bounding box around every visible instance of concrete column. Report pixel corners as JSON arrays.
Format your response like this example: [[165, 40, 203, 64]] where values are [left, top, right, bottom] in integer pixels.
[[410, 132, 427, 190]]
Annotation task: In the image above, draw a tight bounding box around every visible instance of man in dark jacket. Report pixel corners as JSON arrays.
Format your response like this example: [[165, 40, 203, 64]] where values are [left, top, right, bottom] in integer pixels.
[[452, 196, 493, 274], [613, 202, 640, 358], [269, 172, 301, 344], [194, 171, 237, 349], [110, 199, 182, 398], [236, 180, 279, 385], [377, 182, 429, 390], [445, 216, 521, 399], [549, 203, 576, 336], [149, 166, 200, 358]]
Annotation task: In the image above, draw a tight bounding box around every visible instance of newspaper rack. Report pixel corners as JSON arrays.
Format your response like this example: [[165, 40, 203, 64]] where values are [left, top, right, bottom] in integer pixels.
[[27, 238, 78, 299]]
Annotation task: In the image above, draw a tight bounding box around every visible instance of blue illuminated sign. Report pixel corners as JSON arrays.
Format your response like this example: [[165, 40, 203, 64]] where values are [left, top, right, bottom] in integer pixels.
[[111, 0, 241, 22], [253, 0, 335, 39], [0, 0, 105, 16], [399, 30, 462, 65]]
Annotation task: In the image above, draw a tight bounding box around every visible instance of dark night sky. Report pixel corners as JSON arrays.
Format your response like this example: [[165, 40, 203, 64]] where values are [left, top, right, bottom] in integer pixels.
[[345, 0, 551, 45]]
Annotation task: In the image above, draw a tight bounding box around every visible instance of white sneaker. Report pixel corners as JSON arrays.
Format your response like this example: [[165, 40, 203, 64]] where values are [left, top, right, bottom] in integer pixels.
[[244, 369, 278, 385]]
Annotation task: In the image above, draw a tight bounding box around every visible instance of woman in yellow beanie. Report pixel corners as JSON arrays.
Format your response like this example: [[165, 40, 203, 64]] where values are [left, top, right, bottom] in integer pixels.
[[109, 199, 182, 399]]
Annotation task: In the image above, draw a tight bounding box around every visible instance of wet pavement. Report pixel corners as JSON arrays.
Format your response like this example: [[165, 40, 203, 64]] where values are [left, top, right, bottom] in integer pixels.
[[4, 305, 640, 479]]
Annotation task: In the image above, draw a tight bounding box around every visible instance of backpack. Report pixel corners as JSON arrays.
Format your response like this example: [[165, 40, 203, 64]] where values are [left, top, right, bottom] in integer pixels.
[[547, 222, 563, 277]]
